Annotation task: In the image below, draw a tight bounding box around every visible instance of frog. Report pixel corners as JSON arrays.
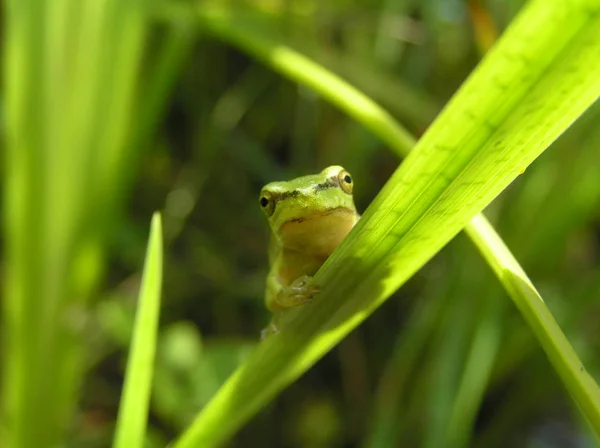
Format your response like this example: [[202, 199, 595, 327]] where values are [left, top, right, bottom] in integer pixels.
[[258, 165, 360, 337]]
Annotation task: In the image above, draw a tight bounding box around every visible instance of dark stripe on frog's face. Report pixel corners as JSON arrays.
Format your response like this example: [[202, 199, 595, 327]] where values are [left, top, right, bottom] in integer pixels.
[[275, 176, 341, 202], [276, 189, 300, 202], [313, 176, 339, 192]]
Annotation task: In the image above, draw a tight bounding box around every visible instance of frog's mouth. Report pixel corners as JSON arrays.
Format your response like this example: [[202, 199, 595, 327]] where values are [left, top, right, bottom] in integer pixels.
[[278, 207, 358, 257]]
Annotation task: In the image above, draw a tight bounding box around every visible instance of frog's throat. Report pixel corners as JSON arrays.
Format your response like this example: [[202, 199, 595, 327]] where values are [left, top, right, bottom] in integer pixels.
[[277, 206, 356, 228], [277, 207, 358, 257]]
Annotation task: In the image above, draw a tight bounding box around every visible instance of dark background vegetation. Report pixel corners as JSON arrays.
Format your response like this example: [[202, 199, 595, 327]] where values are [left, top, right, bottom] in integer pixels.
[[64, 1, 600, 447]]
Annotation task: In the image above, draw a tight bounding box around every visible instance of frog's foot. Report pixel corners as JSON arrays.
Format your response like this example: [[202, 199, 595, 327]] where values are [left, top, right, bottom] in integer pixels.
[[261, 322, 279, 341], [274, 275, 320, 309]]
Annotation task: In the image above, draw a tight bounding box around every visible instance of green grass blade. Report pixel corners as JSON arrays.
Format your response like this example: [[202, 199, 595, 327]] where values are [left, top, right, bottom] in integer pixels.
[[445, 291, 506, 447], [113, 213, 164, 448], [464, 215, 600, 432], [364, 293, 446, 448], [132, 12, 196, 159], [3, 0, 164, 445], [193, 6, 417, 158], [426, 291, 474, 448], [165, 1, 600, 445], [3, 1, 146, 445]]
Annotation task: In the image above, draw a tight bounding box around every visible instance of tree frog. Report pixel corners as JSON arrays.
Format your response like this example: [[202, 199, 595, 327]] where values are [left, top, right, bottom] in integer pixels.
[[258, 165, 360, 336]]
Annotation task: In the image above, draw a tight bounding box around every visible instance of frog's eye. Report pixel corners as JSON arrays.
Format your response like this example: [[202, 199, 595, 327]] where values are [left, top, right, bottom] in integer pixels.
[[259, 191, 276, 216], [337, 169, 353, 194]]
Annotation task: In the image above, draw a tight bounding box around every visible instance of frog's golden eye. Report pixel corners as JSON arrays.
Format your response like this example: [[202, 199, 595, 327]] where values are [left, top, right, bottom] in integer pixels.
[[337, 169, 353, 194], [259, 191, 276, 216]]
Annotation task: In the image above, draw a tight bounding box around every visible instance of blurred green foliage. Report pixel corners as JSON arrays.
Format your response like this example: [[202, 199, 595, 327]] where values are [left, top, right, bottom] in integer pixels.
[[3, 0, 600, 447]]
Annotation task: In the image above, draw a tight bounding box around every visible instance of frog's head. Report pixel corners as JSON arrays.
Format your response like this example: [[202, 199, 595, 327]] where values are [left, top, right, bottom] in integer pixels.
[[259, 165, 358, 253]]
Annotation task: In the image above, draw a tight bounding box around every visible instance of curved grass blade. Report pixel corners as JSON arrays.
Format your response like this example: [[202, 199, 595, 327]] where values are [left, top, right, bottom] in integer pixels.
[[464, 216, 600, 432], [113, 213, 164, 448], [161, 1, 600, 445]]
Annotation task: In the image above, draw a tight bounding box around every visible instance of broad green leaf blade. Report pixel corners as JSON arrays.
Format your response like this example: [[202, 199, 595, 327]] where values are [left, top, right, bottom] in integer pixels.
[[169, 1, 600, 446], [3, 1, 151, 446], [465, 216, 600, 431], [113, 213, 164, 448]]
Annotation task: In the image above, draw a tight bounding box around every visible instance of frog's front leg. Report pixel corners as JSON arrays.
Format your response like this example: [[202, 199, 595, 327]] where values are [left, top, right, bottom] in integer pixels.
[[265, 271, 320, 311], [261, 270, 320, 339]]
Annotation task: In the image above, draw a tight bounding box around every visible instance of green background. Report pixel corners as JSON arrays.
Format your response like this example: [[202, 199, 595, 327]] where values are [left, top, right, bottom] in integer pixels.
[[3, 0, 600, 447]]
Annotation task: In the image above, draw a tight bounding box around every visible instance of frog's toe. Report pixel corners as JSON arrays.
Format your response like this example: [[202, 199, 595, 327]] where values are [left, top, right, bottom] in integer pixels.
[[289, 275, 312, 288], [273, 276, 321, 308], [307, 283, 320, 297], [289, 279, 319, 303], [261, 322, 279, 340], [290, 275, 319, 293]]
